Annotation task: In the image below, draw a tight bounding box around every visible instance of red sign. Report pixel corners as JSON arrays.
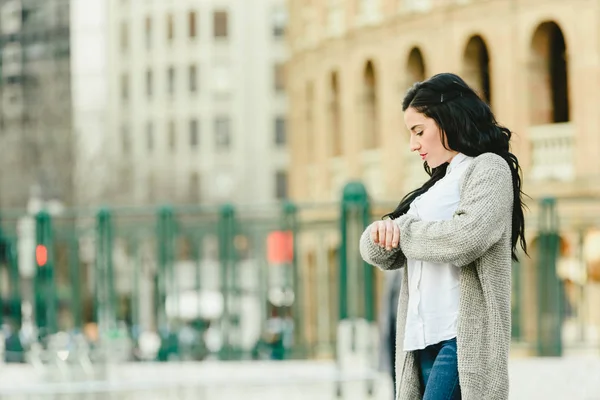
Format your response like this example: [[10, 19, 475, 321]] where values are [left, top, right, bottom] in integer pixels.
[[267, 231, 294, 264], [36, 245, 48, 267]]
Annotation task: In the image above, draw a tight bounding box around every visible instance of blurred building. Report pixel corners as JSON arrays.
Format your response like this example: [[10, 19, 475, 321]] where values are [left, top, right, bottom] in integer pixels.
[[107, 0, 289, 206], [0, 0, 74, 210], [286, 0, 600, 355], [286, 0, 600, 202]]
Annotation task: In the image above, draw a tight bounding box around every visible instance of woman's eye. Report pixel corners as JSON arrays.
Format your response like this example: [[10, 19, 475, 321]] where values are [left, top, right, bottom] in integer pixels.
[[416, 131, 423, 136]]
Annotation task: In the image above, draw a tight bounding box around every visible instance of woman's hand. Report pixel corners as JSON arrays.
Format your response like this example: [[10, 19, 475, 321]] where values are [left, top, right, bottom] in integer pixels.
[[370, 220, 400, 251]]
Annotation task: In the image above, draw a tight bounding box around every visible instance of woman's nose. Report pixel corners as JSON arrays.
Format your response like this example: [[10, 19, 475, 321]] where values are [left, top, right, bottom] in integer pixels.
[[409, 136, 420, 152]]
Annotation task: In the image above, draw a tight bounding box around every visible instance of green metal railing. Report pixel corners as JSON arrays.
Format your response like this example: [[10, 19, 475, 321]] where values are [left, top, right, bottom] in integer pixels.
[[35, 211, 57, 335], [0, 186, 581, 361], [339, 181, 374, 323], [535, 198, 563, 356]]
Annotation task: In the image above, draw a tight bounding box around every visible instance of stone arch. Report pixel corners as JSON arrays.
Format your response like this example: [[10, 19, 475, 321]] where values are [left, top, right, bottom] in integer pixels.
[[462, 35, 492, 105], [362, 60, 379, 149], [529, 21, 569, 125], [406, 46, 426, 88], [329, 71, 342, 156]]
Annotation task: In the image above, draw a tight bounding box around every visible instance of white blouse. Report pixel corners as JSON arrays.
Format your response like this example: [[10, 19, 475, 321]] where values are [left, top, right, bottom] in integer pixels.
[[402, 153, 473, 351]]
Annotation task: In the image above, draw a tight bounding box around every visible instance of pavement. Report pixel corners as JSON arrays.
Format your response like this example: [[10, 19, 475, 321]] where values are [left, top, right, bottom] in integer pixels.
[[0, 356, 599, 399]]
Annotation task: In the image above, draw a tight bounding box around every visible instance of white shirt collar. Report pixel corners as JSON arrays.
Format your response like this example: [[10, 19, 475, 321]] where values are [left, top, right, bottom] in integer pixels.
[[446, 152, 470, 175]]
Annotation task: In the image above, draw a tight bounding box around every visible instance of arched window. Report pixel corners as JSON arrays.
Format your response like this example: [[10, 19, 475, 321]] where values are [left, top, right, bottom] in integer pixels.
[[329, 72, 342, 156], [463, 35, 492, 105], [406, 47, 426, 88], [362, 61, 379, 149], [529, 21, 569, 125]]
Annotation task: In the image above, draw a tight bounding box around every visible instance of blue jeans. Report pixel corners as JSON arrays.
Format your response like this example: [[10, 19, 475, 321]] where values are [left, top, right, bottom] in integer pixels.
[[416, 338, 461, 400]]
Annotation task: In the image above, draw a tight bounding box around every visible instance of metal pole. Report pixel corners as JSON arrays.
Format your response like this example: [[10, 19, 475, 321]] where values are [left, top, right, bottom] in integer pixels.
[[339, 182, 372, 322], [96, 208, 116, 333], [218, 204, 235, 360], [157, 206, 176, 332], [132, 237, 140, 334], [536, 197, 562, 356], [69, 235, 82, 330], [35, 211, 57, 335], [282, 201, 301, 358]]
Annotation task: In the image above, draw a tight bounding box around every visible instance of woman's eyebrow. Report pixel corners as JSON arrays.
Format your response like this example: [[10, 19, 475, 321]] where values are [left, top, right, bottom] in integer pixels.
[[409, 124, 423, 131]]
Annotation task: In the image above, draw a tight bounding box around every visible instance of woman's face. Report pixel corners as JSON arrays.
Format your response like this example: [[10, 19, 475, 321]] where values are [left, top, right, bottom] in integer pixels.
[[404, 107, 457, 168]]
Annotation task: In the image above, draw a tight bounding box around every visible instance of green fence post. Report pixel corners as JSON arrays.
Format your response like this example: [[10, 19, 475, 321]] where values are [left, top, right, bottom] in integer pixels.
[[131, 236, 141, 333], [218, 204, 236, 360], [339, 182, 372, 322], [511, 259, 522, 341], [157, 206, 176, 332], [282, 201, 301, 358], [96, 208, 116, 333], [0, 245, 3, 328], [0, 220, 4, 327], [35, 210, 57, 335], [191, 232, 203, 347], [536, 197, 563, 356], [69, 235, 83, 331], [8, 241, 22, 327]]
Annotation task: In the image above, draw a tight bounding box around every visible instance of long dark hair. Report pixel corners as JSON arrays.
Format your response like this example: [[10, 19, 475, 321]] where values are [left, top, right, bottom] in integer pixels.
[[384, 73, 527, 261]]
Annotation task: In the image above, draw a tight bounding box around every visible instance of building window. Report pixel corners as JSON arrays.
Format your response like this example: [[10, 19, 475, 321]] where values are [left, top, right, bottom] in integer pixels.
[[168, 121, 176, 151], [189, 119, 199, 147], [168, 67, 175, 95], [274, 63, 285, 93], [329, 71, 342, 156], [213, 10, 228, 39], [145, 16, 152, 49], [189, 65, 197, 93], [274, 117, 286, 146], [214, 117, 231, 150], [272, 7, 287, 38], [146, 122, 154, 151], [167, 13, 174, 42], [146, 69, 153, 98], [121, 73, 129, 102], [189, 172, 200, 203], [188, 11, 197, 38], [213, 63, 230, 95], [120, 21, 129, 51], [121, 125, 131, 154], [275, 170, 288, 199]]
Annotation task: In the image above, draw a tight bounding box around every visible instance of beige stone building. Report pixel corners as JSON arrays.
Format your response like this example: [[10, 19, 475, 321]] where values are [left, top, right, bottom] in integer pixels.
[[287, 0, 600, 355]]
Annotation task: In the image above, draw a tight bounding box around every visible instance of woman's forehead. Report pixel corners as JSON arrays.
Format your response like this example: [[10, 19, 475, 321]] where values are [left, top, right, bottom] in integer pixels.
[[404, 107, 428, 126]]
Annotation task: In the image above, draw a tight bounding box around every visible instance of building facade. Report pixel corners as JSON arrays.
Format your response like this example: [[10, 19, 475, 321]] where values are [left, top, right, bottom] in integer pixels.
[[287, 0, 600, 354], [107, 0, 289, 206], [0, 0, 74, 210]]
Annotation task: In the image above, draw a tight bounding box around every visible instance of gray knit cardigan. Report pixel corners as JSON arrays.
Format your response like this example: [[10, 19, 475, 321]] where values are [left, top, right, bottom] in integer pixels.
[[359, 153, 513, 400]]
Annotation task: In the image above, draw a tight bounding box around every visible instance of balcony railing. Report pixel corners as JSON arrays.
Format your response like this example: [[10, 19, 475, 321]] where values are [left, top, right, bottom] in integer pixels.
[[529, 122, 574, 182]]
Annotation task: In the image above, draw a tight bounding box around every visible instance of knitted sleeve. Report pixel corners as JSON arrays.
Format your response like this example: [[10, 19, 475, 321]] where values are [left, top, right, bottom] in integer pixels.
[[359, 223, 407, 270], [394, 154, 513, 267]]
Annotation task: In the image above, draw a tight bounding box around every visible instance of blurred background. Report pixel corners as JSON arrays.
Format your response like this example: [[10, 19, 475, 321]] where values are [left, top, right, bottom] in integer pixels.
[[0, 0, 599, 399]]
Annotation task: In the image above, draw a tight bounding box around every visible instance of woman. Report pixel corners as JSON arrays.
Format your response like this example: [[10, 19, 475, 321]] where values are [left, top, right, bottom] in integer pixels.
[[359, 73, 527, 400]]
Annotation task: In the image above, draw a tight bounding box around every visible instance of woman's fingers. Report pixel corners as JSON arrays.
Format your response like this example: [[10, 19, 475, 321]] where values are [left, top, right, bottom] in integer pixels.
[[370, 222, 380, 244], [385, 220, 395, 250], [391, 223, 400, 249], [378, 222, 387, 247], [370, 220, 399, 251]]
